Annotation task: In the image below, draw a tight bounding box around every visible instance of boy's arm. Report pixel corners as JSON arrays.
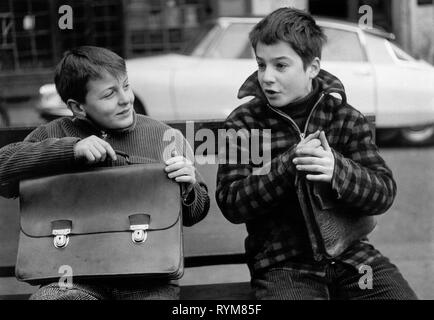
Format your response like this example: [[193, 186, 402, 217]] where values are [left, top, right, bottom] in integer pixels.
[[170, 129, 210, 227], [181, 174, 210, 227], [330, 113, 396, 215], [0, 126, 80, 198], [216, 115, 299, 224]]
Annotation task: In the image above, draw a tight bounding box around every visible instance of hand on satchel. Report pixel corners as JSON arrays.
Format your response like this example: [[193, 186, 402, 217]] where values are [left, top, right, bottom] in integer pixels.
[[74, 135, 117, 164], [164, 150, 196, 185], [293, 131, 335, 183]]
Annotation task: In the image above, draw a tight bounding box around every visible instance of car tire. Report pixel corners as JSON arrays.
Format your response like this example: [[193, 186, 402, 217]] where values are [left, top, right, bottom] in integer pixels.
[[400, 125, 434, 146], [133, 96, 146, 115], [376, 129, 400, 145]]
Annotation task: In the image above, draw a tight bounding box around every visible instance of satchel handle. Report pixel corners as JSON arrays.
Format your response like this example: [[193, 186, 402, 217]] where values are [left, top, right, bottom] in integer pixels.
[[115, 150, 131, 164], [114, 150, 161, 165]]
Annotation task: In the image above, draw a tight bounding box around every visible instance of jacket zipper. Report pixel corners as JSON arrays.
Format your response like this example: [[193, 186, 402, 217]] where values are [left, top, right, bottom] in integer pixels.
[[268, 93, 327, 262], [268, 92, 326, 141]]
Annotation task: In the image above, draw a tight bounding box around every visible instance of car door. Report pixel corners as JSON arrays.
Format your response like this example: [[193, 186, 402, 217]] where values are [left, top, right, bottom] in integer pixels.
[[172, 22, 258, 120], [320, 25, 376, 116]]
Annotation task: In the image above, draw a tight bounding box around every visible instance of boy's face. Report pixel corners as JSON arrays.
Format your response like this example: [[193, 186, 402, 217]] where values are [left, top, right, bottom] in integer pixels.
[[255, 40, 319, 107], [75, 71, 135, 129]]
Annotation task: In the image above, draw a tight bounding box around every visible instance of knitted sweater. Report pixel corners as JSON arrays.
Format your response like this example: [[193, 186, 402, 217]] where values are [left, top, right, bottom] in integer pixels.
[[0, 112, 210, 227]]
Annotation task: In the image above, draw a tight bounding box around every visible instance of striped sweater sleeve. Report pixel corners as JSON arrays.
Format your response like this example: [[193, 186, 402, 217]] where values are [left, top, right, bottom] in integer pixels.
[[331, 113, 397, 215], [181, 180, 210, 227], [171, 129, 210, 227], [0, 126, 80, 198]]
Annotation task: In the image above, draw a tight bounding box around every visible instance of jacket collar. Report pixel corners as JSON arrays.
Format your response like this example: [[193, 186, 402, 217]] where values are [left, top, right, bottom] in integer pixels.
[[237, 69, 347, 107]]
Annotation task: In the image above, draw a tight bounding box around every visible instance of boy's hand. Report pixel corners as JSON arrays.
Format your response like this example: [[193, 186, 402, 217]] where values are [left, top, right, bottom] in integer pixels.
[[165, 152, 196, 185], [74, 135, 117, 164], [293, 131, 335, 183], [296, 130, 322, 150]]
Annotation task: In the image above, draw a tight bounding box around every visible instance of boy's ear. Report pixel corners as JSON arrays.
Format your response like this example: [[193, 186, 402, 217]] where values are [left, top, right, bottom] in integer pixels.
[[308, 57, 321, 79], [67, 99, 86, 117]]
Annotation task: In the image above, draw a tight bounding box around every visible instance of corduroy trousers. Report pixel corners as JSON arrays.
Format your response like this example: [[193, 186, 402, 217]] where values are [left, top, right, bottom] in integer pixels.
[[251, 255, 418, 300], [29, 279, 180, 300]]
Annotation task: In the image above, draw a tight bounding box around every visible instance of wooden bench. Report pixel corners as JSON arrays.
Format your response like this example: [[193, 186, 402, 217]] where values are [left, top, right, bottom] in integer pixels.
[[0, 116, 375, 300]]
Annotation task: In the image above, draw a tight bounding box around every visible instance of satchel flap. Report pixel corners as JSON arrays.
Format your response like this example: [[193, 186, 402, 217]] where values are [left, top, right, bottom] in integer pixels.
[[19, 164, 181, 238], [306, 180, 377, 257], [312, 182, 342, 210]]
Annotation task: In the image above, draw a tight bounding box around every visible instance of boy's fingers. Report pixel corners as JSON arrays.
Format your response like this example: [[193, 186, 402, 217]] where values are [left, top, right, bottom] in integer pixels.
[[93, 142, 107, 162], [165, 161, 188, 172], [105, 144, 117, 161], [303, 130, 320, 143], [84, 150, 96, 163], [306, 174, 329, 182], [96, 139, 116, 161], [175, 176, 195, 184], [293, 157, 323, 165], [165, 156, 186, 165], [296, 164, 325, 173], [295, 147, 324, 158], [89, 145, 102, 161], [304, 139, 322, 149], [319, 131, 331, 151], [167, 167, 193, 179]]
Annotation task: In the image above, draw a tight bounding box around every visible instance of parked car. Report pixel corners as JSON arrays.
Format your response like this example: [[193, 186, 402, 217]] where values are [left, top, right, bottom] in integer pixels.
[[37, 17, 434, 145]]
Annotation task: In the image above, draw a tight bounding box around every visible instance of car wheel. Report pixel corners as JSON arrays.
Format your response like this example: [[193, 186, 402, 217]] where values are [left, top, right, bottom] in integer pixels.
[[400, 125, 434, 146], [376, 129, 400, 145], [133, 96, 147, 115]]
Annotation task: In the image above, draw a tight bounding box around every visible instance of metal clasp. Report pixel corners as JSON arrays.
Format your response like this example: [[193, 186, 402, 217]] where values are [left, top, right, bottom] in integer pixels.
[[52, 228, 71, 249], [130, 224, 149, 244]]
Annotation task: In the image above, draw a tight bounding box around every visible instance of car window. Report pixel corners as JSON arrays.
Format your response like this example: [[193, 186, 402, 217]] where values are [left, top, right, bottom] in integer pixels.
[[389, 42, 416, 62], [208, 23, 254, 59], [190, 24, 222, 57], [321, 27, 366, 62]]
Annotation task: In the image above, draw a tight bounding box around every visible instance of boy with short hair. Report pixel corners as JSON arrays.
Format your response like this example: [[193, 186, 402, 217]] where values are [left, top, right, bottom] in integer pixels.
[[0, 46, 210, 300], [216, 8, 417, 300]]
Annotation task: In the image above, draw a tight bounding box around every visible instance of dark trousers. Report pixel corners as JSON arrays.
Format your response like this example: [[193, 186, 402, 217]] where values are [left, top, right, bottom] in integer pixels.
[[251, 256, 418, 300], [29, 279, 180, 300]]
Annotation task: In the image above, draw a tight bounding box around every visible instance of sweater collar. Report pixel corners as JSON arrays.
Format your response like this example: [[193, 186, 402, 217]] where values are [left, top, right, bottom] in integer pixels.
[[73, 110, 137, 136], [237, 69, 347, 107], [280, 77, 320, 116]]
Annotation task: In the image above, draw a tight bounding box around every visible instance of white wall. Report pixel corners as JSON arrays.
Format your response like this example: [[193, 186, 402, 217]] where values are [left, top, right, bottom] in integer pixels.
[[217, 0, 247, 16], [412, 1, 434, 63], [251, 0, 308, 15]]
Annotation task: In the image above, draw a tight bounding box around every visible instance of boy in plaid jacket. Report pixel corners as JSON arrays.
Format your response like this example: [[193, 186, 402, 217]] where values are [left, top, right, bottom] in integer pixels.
[[216, 7, 417, 300]]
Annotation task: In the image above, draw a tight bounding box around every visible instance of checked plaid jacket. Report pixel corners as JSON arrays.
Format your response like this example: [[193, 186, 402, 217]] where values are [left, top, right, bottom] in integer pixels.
[[216, 69, 397, 274]]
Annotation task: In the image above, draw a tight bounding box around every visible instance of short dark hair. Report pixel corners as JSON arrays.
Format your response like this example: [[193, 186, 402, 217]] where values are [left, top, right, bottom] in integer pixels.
[[249, 7, 327, 69], [54, 46, 126, 104]]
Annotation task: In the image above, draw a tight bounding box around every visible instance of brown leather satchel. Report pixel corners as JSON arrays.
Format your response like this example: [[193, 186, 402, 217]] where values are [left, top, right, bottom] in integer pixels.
[[15, 160, 183, 284], [297, 176, 376, 260]]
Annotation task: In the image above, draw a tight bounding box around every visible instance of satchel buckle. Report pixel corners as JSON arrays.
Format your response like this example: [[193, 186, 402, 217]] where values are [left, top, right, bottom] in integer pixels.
[[130, 224, 149, 244], [52, 229, 71, 248]]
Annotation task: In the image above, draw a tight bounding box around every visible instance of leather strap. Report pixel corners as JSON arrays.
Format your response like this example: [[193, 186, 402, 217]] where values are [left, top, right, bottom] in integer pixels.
[[128, 214, 151, 227], [115, 150, 131, 164], [51, 220, 72, 232]]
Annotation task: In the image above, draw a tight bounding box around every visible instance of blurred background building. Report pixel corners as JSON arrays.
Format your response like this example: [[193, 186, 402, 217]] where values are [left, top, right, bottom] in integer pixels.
[[0, 0, 433, 98]]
